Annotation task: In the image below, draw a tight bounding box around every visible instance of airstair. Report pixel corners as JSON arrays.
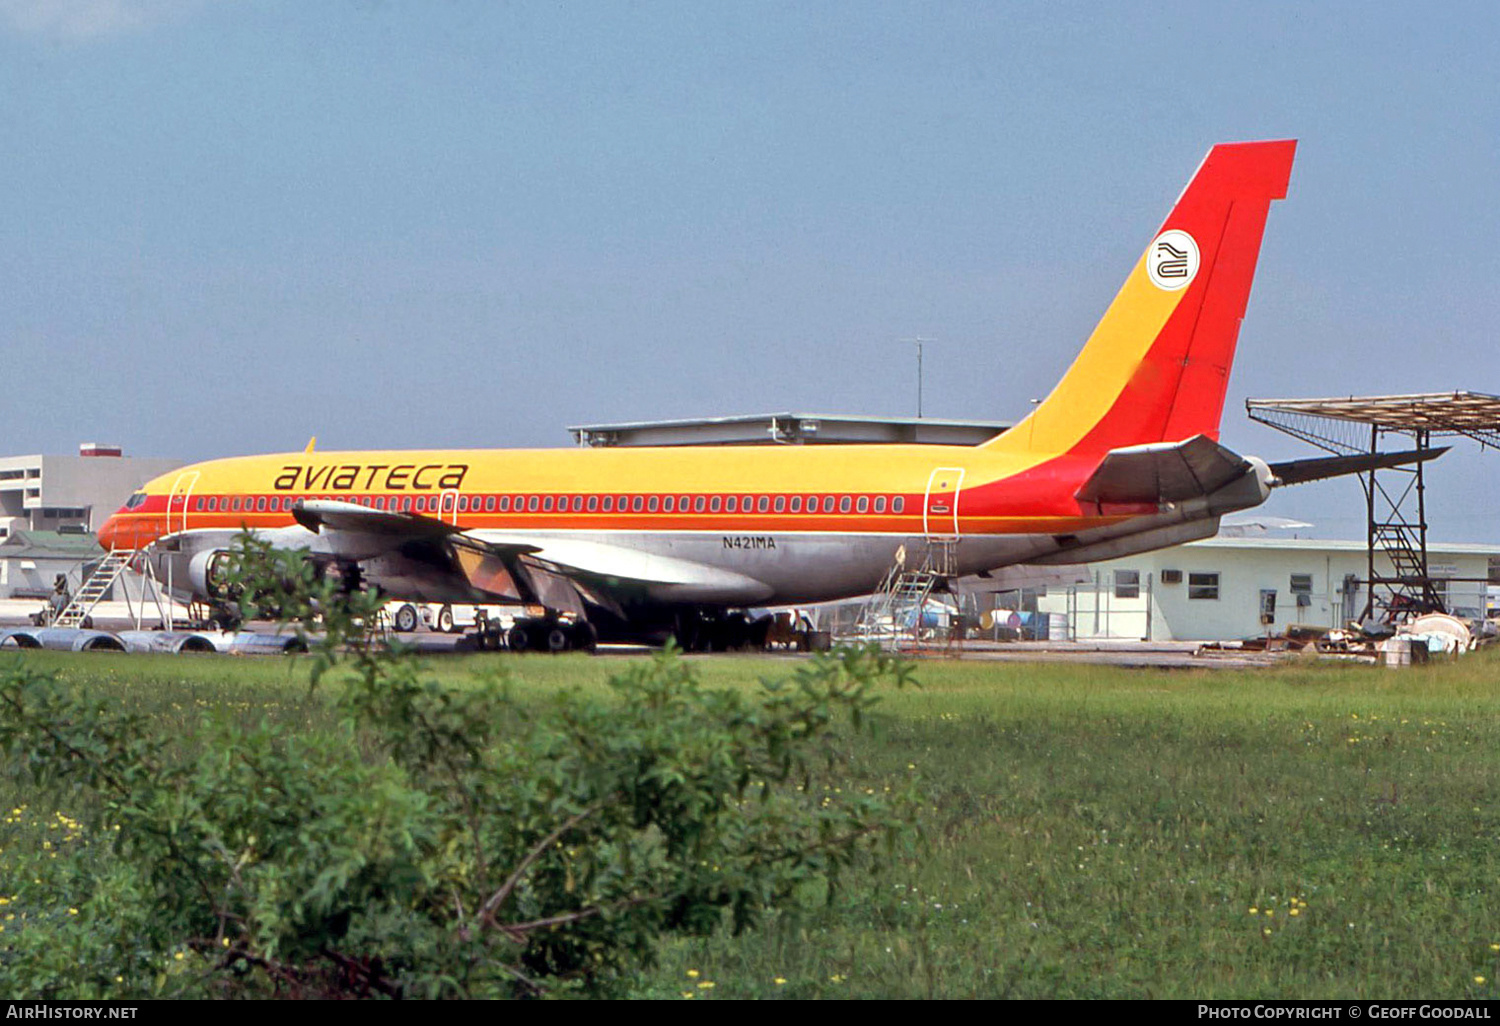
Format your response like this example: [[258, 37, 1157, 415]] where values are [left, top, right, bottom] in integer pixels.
[[854, 538, 958, 650], [51, 549, 137, 628]]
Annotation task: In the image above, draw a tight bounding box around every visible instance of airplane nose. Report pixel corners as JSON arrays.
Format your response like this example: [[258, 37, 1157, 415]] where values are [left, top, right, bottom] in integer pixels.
[[97, 513, 124, 552]]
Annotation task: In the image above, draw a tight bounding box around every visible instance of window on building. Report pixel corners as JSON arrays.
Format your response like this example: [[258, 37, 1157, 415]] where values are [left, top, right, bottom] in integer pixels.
[[1115, 570, 1140, 599], [1188, 572, 1220, 600], [1290, 573, 1314, 608]]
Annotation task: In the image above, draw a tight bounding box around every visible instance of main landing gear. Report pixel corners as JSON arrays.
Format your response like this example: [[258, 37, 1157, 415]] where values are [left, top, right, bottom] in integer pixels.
[[470, 614, 597, 653]]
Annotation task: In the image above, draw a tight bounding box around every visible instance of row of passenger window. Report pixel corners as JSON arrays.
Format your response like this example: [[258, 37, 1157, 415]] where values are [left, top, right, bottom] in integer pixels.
[[192, 493, 909, 515]]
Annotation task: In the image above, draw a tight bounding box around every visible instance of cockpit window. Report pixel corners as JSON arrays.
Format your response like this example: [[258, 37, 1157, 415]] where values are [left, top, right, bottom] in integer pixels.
[[125, 492, 147, 509]]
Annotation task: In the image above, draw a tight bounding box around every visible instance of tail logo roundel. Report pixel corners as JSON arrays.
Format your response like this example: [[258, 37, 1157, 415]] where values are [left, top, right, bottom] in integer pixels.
[[1147, 229, 1200, 291]]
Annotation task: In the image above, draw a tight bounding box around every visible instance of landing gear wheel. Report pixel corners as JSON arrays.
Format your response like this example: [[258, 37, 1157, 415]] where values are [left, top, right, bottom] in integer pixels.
[[573, 621, 598, 653], [393, 604, 419, 632], [436, 605, 455, 633], [507, 625, 531, 652], [546, 626, 571, 653]]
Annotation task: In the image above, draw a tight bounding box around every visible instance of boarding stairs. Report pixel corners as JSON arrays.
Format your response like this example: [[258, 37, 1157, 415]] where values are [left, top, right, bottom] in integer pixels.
[[854, 538, 958, 649], [51, 549, 137, 628]]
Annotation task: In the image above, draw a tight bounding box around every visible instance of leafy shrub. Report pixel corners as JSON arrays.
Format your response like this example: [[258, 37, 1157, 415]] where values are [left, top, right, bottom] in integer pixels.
[[0, 536, 915, 998]]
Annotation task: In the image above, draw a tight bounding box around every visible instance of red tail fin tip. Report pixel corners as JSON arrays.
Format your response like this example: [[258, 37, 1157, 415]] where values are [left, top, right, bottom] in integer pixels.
[[987, 140, 1296, 456]]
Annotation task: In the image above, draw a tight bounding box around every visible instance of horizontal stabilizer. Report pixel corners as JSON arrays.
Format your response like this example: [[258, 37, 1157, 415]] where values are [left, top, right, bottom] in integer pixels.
[[1076, 434, 1251, 505], [1268, 447, 1449, 487]]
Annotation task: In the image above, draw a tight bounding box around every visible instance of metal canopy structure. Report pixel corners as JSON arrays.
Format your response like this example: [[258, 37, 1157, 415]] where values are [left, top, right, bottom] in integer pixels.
[[1246, 392, 1500, 621]]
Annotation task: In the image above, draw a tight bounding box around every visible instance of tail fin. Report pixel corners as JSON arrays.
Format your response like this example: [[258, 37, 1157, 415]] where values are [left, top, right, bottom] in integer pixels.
[[985, 140, 1295, 456]]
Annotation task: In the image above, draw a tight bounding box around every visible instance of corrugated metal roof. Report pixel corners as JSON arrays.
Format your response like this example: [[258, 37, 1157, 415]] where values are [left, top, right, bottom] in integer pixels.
[[0, 530, 103, 559], [568, 412, 1013, 447], [1185, 536, 1500, 555]]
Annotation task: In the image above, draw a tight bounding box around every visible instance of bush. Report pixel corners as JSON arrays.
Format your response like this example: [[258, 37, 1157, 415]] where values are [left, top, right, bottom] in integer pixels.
[[0, 536, 916, 998]]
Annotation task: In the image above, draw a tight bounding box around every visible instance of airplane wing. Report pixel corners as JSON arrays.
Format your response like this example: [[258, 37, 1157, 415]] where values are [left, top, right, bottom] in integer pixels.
[[290, 499, 773, 613], [1076, 435, 1251, 505]]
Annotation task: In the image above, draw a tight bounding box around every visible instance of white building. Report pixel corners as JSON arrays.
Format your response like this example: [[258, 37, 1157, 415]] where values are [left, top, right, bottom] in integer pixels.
[[1038, 537, 1500, 642], [0, 446, 181, 541]]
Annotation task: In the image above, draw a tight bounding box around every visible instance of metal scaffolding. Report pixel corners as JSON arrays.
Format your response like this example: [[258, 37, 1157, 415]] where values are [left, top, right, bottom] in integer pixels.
[[1246, 392, 1500, 622]]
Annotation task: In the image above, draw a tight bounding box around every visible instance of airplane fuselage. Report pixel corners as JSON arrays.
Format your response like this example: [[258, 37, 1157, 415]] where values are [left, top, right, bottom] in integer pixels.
[[102, 439, 1268, 609]]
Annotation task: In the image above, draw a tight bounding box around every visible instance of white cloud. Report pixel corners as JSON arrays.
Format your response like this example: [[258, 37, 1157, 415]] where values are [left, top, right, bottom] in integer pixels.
[[0, 0, 204, 41]]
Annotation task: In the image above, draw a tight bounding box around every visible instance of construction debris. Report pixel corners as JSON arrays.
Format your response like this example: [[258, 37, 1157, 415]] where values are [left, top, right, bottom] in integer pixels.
[[1195, 609, 1494, 667]]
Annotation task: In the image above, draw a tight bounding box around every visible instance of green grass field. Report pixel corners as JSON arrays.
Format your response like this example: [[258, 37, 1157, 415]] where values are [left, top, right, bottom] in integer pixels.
[[4, 647, 1500, 999]]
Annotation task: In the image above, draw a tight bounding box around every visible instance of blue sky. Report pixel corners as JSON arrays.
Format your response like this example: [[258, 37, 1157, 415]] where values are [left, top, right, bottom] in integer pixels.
[[3, 1, 1497, 539]]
